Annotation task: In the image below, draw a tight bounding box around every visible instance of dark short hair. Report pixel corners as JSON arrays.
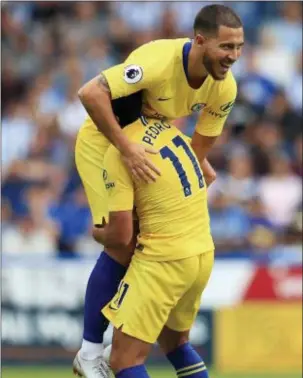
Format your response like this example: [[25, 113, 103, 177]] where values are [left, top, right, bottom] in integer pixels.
[[194, 4, 243, 36]]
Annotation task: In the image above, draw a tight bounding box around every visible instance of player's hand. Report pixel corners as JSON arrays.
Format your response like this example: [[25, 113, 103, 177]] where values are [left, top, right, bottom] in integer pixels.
[[121, 142, 161, 183]]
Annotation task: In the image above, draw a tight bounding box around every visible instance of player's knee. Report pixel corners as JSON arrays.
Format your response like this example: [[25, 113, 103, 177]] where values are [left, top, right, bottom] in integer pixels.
[[165, 336, 189, 354], [176, 333, 190, 348], [110, 344, 145, 373], [159, 327, 190, 354]]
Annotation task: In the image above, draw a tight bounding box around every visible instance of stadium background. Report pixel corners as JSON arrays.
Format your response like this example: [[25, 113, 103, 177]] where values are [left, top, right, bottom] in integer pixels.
[[1, 1, 302, 378]]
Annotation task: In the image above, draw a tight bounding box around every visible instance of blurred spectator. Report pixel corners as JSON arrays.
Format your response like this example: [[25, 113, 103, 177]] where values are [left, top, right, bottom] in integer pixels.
[[58, 3, 105, 51], [169, 2, 209, 34], [76, 232, 103, 258], [1, 64, 28, 111], [2, 183, 59, 255], [158, 7, 180, 39], [57, 78, 87, 138], [208, 146, 258, 205], [107, 14, 134, 59], [227, 2, 274, 44], [112, 2, 164, 32], [224, 94, 258, 132], [2, 214, 58, 255], [238, 49, 278, 113], [209, 193, 251, 252], [246, 197, 277, 252], [34, 71, 66, 115], [285, 52, 303, 114], [254, 27, 296, 87], [25, 185, 59, 226], [265, 90, 302, 142], [2, 102, 37, 179], [270, 205, 302, 266], [50, 187, 92, 254], [292, 135, 303, 177], [260, 2, 302, 54], [258, 152, 302, 228], [247, 119, 285, 176], [81, 38, 116, 81], [1, 201, 13, 231]]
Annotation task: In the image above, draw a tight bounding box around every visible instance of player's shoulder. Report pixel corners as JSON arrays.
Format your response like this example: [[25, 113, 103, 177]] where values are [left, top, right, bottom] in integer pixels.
[[139, 38, 188, 51], [125, 38, 189, 81], [131, 38, 189, 64]]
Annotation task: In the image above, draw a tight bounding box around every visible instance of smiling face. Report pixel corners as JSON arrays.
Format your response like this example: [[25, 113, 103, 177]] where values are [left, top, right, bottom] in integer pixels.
[[195, 25, 244, 80]]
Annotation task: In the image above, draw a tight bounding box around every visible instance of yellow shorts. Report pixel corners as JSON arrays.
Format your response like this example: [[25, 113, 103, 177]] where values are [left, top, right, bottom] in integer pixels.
[[75, 118, 111, 225], [102, 250, 214, 344]]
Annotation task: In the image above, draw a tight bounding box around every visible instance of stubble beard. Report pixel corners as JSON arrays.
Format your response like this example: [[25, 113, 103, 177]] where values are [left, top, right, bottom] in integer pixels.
[[203, 54, 224, 81]]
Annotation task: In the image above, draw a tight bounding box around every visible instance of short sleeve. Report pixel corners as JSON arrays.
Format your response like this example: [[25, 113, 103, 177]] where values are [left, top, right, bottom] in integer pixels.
[[103, 146, 134, 212], [195, 73, 237, 137], [102, 41, 171, 100]]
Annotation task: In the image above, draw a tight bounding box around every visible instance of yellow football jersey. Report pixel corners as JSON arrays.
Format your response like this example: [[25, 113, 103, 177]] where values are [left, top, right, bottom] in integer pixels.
[[103, 117, 214, 262], [102, 38, 237, 137]]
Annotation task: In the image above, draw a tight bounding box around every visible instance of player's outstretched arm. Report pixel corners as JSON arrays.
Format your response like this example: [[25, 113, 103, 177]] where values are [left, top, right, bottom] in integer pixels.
[[191, 132, 217, 187], [78, 74, 160, 183]]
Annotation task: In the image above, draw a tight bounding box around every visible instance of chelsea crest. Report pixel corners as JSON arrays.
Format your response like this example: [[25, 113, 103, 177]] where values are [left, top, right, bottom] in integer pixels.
[[191, 103, 206, 112]]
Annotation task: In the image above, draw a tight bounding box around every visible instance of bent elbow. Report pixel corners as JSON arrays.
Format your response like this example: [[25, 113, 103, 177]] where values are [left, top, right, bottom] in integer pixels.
[[78, 85, 88, 103], [78, 77, 110, 104]]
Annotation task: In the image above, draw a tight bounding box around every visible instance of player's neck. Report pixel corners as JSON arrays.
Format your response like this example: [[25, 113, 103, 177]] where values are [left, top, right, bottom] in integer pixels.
[[187, 48, 208, 89]]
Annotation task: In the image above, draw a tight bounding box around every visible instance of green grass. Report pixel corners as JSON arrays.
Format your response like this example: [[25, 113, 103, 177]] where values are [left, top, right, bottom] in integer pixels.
[[1, 366, 301, 378]]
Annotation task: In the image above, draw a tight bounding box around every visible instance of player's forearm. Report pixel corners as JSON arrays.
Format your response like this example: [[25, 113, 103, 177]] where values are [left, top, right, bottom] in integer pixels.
[[98, 224, 132, 250], [97, 226, 118, 249], [191, 132, 218, 186], [201, 158, 217, 186], [191, 132, 217, 163], [93, 227, 134, 266], [78, 75, 129, 152]]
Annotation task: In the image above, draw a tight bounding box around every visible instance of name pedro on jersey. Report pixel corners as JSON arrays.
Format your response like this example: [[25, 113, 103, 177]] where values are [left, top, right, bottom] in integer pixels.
[[141, 120, 171, 146]]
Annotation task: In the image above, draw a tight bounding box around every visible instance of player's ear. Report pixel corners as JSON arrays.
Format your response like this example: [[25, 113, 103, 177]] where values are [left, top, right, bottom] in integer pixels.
[[194, 33, 206, 47]]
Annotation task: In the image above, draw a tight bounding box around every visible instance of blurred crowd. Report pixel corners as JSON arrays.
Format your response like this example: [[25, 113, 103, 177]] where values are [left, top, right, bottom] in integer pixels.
[[1, 2, 302, 261]]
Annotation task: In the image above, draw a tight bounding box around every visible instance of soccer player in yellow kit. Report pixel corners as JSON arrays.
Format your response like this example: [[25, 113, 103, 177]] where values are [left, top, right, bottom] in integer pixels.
[[100, 117, 214, 377], [73, 4, 244, 378]]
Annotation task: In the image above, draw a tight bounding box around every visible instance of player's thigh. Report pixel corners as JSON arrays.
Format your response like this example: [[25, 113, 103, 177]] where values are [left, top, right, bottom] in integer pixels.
[[166, 250, 214, 332], [110, 326, 152, 372], [102, 256, 195, 344], [75, 125, 110, 225]]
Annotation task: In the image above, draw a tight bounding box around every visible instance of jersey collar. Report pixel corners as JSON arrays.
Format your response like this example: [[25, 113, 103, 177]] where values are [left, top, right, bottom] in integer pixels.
[[182, 40, 209, 90], [182, 40, 192, 82]]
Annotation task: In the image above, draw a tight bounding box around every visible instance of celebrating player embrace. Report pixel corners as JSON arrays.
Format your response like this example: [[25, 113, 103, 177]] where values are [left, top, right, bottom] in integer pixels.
[[73, 4, 244, 378]]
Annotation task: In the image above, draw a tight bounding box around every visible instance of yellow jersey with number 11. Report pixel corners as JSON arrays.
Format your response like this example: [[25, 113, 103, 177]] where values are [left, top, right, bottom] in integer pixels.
[[104, 117, 214, 262]]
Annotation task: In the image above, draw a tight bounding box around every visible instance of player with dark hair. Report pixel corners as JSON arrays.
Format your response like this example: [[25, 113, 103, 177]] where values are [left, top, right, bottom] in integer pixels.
[[73, 4, 244, 378]]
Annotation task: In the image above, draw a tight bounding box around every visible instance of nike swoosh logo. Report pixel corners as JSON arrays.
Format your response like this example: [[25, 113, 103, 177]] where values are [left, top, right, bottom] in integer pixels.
[[109, 304, 118, 311], [157, 97, 172, 101]]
